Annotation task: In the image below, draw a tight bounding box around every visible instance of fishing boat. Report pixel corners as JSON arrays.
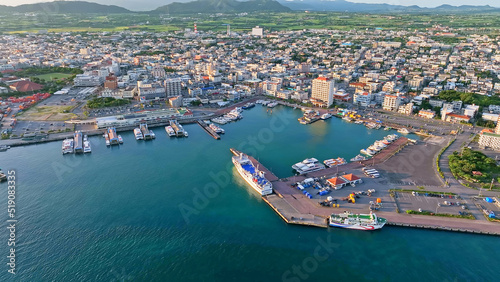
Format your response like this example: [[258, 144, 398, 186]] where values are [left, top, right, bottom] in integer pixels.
[[118, 135, 123, 144], [232, 152, 273, 196], [329, 211, 387, 230]]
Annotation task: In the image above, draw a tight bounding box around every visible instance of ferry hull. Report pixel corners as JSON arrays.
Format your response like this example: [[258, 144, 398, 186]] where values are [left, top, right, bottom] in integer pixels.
[[232, 157, 272, 196], [328, 222, 385, 230]]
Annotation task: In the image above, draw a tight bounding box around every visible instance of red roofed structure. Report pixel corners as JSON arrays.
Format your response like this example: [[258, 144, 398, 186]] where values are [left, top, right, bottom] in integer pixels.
[[327, 177, 346, 190], [9, 81, 43, 93]]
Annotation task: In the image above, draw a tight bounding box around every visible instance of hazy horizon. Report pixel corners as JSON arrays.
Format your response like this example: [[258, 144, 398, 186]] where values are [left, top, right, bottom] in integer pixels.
[[0, 0, 498, 11]]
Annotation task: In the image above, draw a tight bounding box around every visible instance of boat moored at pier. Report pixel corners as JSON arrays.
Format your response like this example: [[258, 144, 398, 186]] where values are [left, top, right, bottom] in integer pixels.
[[232, 152, 273, 196], [292, 158, 325, 174], [329, 211, 386, 230], [134, 128, 143, 140]]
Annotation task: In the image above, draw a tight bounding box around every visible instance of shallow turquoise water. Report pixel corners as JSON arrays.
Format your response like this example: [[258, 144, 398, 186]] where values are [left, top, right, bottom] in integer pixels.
[[0, 105, 498, 281]]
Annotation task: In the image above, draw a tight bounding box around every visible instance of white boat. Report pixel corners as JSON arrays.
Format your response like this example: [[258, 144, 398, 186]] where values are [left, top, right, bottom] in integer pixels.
[[184, 131, 188, 137], [292, 158, 326, 175], [329, 211, 387, 230], [209, 123, 225, 134], [134, 128, 143, 140], [165, 126, 176, 137], [105, 139, 110, 146], [62, 138, 74, 154], [150, 130, 156, 139], [0, 145, 10, 152], [321, 113, 332, 120], [398, 128, 410, 134], [118, 135, 123, 144], [83, 140, 91, 153], [232, 152, 273, 196], [83, 135, 88, 141], [267, 102, 278, 108], [350, 154, 367, 162]]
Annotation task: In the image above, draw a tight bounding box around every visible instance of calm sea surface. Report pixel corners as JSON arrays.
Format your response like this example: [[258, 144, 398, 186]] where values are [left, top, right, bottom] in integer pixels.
[[0, 105, 498, 281]]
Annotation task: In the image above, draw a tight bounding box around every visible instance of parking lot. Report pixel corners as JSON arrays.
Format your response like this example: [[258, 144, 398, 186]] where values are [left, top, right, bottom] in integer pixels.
[[473, 197, 500, 220], [395, 191, 468, 216]]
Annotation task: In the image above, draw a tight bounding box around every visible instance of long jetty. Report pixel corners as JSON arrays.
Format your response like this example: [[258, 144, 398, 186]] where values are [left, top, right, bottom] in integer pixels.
[[230, 147, 500, 236], [197, 120, 220, 140]]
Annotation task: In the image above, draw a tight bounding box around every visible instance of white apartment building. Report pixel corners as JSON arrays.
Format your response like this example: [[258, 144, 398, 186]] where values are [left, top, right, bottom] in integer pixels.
[[382, 95, 402, 111], [311, 77, 334, 107]]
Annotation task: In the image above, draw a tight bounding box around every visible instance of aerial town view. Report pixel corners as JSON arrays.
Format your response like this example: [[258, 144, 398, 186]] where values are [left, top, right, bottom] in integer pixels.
[[1, 0, 500, 280]]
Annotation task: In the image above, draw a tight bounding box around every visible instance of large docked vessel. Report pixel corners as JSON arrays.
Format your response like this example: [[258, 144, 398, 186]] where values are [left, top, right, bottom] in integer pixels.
[[232, 153, 273, 196], [165, 126, 176, 137], [292, 158, 325, 174], [134, 128, 143, 140], [74, 131, 83, 154], [62, 138, 74, 154], [170, 120, 187, 137], [329, 211, 387, 230]]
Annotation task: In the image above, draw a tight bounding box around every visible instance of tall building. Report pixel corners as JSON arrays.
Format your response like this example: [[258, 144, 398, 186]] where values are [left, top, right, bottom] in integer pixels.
[[251, 26, 264, 37], [382, 95, 402, 111], [311, 77, 334, 107], [165, 78, 182, 97]]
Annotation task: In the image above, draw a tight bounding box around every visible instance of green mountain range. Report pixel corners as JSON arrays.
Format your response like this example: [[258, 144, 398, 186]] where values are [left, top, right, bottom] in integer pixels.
[[153, 0, 290, 14]]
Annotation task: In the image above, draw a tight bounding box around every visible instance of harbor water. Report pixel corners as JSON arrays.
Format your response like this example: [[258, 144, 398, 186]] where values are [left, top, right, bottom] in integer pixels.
[[1, 105, 498, 281]]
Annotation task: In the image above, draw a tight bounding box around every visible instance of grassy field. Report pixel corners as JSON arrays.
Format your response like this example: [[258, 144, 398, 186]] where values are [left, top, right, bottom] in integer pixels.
[[17, 105, 77, 121], [3, 12, 500, 34], [34, 73, 73, 81]]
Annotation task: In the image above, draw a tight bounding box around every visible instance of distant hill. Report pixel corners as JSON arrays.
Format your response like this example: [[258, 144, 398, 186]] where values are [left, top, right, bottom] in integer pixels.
[[1, 1, 132, 14], [277, 0, 500, 13], [153, 0, 291, 14]]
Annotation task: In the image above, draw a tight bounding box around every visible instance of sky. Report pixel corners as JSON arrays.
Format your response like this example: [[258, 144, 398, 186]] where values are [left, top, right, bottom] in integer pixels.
[[0, 0, 498, 11]]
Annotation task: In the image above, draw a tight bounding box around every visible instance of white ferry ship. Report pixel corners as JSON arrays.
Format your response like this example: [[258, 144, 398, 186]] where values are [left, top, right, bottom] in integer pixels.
[[62, 138, 74, 154], [321, 113, 332, 120], [134, 128, 143, 140], [83, 140, 91, 153], [232, 153, 273, 196], [165, 126, 176, 137], [329, 211, 387, 231], [292, 158, 325, 175]]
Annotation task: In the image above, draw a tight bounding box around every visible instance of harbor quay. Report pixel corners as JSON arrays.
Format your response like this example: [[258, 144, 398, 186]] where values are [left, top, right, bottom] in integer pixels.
[[235, 141, 500, 235]]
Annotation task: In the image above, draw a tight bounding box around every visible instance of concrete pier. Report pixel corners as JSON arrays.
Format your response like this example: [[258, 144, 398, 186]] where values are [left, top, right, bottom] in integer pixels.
[[196, 120, 220, 140], [231, 146, 500, 236]]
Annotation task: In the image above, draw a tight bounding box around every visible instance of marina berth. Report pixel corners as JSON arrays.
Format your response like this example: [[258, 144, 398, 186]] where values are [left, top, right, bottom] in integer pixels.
[[232, 152, 273, 196], [170, 120, 187, 137], [329, 211, 387, 230], [74, 131, 83, 154], [140, 123, 152, 140], [292, 158, 325, 175], [107, 127, 119, 145]]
